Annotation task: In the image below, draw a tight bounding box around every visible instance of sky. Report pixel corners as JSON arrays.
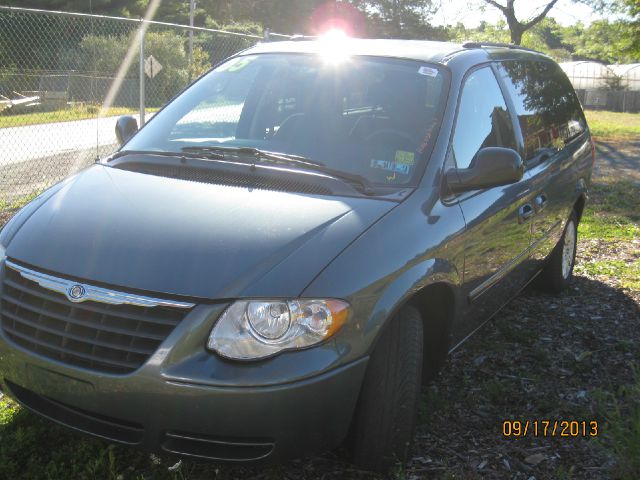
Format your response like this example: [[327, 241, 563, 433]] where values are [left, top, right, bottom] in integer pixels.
[[431, 0, 614, 27]]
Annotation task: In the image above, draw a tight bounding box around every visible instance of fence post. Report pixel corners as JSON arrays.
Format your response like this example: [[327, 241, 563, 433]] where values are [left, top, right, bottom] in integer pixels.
[[188, 0, 195, 82], [139, 19, 145, 126]]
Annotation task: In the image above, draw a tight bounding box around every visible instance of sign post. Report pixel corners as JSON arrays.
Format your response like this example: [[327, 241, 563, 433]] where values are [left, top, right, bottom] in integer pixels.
[[139, 26, 145, 126]]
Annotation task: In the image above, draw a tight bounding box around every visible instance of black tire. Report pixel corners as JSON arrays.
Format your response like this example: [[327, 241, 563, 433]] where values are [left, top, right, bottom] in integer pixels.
[[349, 305, 424, 472], [536, 210, 578, 294]]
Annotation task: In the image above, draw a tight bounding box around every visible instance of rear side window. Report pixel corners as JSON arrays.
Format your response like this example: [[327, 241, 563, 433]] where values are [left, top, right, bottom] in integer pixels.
[[451, 67, 517, 170], [496, 60, 586, 161]]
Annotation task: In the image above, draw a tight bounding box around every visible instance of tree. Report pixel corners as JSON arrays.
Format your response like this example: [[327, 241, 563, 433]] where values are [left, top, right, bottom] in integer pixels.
[[476, 0, 636, 47], [622, 0, 639, 58], [350, 0, 438, 38], [570, 19, 637, 63], [478, 0, 561, 44]]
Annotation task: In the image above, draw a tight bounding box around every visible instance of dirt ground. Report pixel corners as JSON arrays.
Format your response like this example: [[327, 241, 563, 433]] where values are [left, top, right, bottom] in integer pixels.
[[594, 141, 640, 183]]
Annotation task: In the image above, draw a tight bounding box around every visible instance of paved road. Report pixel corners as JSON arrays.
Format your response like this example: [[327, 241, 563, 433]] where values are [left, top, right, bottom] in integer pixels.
[[0, 103, 241, 166], [0, 103, 247, 204], [0, 115, 122, 165]]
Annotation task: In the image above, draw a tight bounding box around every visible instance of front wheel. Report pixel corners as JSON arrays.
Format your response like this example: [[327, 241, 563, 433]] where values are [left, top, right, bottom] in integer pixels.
[[536, 210, 578, 293], [349, 305, 424, 472]]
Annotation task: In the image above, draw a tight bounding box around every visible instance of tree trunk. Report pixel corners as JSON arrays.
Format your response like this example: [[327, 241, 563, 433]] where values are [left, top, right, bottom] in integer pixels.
[[482, 0, 560, 46], [510, 25, 523, 44]]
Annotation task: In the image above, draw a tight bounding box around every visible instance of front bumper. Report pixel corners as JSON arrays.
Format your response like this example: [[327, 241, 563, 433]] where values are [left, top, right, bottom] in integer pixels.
[[0, 354, 367, 462], [0, 273, 368, 462]]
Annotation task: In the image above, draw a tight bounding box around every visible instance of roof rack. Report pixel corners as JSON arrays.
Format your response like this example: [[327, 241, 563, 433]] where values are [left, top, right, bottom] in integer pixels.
[[462, 41, 542, 54]]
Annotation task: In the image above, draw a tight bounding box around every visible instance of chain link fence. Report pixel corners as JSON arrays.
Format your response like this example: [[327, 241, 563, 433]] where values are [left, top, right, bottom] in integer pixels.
[[0, 6, 289, 209]]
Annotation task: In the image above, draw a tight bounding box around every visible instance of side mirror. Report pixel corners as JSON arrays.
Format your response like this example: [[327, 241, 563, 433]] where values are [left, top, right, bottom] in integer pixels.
[[115, 115, 138, 146], [446, 147, 524, 194]]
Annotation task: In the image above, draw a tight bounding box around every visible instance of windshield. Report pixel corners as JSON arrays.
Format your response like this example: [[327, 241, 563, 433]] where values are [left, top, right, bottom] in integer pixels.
[[123, 53, 448, 186]]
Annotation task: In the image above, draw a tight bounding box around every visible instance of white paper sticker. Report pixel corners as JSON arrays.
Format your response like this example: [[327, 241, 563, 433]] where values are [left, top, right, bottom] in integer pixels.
[[418, 66, 438, 77]]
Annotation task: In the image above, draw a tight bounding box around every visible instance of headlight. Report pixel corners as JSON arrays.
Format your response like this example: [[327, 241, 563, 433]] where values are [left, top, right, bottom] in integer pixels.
[[207, 299, 350, 360]]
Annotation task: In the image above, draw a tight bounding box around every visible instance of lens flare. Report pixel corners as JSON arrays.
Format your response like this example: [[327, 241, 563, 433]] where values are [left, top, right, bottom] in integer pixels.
[[318, 29, 351, 65], [320, 28, 348, 41]]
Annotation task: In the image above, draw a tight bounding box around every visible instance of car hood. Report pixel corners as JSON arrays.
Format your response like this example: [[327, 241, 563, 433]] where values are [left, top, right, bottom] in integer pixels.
[[5, 165, 395, 299]]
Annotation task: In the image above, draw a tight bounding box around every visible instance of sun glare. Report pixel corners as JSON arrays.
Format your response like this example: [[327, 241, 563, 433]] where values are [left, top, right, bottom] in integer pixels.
[[318, 29, 351, 65], [320, 28, 348, 41]]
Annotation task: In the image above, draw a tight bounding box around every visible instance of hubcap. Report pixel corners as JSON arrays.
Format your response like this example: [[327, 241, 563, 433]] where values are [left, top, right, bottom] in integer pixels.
[[562, 220, 576, 279]]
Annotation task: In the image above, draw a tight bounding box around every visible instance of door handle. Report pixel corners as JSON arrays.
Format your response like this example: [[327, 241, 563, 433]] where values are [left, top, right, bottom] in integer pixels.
[[535, 193, 548, 212], [518, 203, 534, 223]]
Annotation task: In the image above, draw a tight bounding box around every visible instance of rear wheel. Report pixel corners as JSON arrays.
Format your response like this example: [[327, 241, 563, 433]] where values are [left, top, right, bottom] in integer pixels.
[[536, 210, 578, 293], [349, 305, 424, 472]]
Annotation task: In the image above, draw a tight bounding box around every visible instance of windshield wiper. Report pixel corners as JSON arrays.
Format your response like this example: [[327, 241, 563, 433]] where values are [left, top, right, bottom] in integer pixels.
[[182, 146, 322, 166], [182, 146, 376, 195], [109, 149, 224, 161]]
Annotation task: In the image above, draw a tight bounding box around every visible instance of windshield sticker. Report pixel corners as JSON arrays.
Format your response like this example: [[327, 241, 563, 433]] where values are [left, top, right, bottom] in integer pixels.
[[370, 159, 412, 175], [395, 150, 415, 165], [418, 66, 438, 77]]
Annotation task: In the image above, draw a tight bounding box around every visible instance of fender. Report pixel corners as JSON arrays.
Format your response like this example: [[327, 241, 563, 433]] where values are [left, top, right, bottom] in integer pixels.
[[302, 186, 467, 365], [364, 257, 460, 346]]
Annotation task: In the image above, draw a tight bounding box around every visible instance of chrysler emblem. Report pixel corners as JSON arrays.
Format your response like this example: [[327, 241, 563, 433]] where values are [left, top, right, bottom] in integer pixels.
[[67, 284, 86, 302]]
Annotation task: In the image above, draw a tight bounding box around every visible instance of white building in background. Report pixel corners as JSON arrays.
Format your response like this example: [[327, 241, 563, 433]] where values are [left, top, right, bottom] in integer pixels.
[[559, 61, 617, 90], [609, 64, 640, 91]]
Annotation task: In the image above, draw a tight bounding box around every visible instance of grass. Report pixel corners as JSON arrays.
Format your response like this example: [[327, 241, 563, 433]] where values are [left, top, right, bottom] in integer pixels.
[[593, 369, 640, 480], [576, 259, 640, 291], [585, 110, 640, 142], [0, 190, 41, 213], [578, 180, 640, 241], [0, 105, 157, 129], [575, 179, 640, 292], [0, 396, 191, 480]]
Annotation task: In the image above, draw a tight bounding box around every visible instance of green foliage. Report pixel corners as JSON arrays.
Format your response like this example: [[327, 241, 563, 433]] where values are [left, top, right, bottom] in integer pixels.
[[449, 19, 511, 44], [71, 31, 210, 106], [570, 20, 637, 63], [351, 0, 438, 38], [189, 46, 212, 80], [622, 0, 639, 58], [449, 15, 637, 64], [1, 0, 638, 63]]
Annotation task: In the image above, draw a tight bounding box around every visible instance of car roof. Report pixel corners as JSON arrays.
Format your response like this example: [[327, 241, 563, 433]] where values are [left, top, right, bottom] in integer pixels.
[[243, 39, 466, 64], [241, 39, 551, 67]]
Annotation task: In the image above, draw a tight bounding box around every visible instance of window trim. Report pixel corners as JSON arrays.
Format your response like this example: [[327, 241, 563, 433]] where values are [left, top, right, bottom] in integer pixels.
[[491, 62, 526, 163]]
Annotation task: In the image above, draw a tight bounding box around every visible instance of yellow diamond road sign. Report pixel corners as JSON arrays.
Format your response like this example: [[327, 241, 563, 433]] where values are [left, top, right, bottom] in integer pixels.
[[144, 55, 163, 79]]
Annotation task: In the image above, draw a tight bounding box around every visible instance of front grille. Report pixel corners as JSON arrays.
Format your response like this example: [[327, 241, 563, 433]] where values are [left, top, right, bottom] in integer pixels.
[[0, 265, 191, 374]]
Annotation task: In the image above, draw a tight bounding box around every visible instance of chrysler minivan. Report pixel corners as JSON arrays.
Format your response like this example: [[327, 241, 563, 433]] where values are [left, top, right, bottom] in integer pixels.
[[0, 38, 593, 471]]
